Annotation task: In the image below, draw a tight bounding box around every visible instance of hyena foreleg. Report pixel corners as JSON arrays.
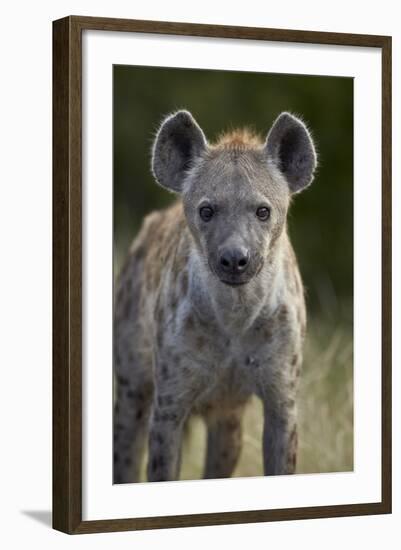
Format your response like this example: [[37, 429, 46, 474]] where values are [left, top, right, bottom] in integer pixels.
[[203, 407, 244, 479], [261, 380, 298, 475], [113, 374, 153, 483], [147, 357, 207, 482]]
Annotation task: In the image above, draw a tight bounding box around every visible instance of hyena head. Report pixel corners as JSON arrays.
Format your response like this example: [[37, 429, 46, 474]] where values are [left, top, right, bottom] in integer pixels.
[[152, 110, 317, 287]]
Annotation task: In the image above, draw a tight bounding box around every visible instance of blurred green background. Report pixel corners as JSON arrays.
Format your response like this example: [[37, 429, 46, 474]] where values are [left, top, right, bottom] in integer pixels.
[[114, 65, 353, 477]]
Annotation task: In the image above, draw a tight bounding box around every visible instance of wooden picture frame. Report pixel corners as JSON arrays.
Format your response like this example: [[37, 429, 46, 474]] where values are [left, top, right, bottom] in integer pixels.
[[53, 15, 392, 534]]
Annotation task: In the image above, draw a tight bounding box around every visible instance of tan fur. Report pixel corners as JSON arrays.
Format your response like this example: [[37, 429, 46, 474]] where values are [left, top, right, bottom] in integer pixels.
[[213, 128, 264, 151]]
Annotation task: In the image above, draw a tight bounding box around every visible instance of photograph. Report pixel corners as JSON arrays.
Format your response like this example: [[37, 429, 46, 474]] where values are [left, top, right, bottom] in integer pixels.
[[112, 65, 354, 484]]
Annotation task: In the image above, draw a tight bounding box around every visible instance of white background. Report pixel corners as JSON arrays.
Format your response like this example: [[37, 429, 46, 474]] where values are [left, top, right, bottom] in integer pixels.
[[0, 0, 399, 548], [83, 31, 382, 520]]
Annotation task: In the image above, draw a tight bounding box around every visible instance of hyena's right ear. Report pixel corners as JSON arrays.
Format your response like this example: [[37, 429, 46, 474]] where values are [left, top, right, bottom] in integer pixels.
[[152, 110, 207, 193]]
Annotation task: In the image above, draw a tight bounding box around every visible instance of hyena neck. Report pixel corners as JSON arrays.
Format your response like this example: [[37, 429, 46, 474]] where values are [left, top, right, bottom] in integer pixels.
[[187, 234, 288, 335]]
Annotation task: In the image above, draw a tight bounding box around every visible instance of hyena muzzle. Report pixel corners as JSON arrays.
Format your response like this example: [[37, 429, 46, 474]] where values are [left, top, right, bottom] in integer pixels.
[[113, 110, 317, 483]]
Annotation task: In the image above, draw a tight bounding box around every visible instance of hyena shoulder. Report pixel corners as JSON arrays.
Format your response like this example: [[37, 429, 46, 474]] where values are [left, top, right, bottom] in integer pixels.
[[127, 201, 186, 282]]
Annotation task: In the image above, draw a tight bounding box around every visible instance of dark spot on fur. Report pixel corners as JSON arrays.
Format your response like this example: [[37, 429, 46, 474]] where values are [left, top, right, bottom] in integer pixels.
[[197, 315, 209, 330], [156, 305, 164, 325], [157, 330, 164, 348], [278, 304, 288, 322], [171, 261, 180, 283], [125, 278, 132, 293], [291, 354, 298, 366], [113, 452, 119, 464], [161, 363, 169, 379], [161, 412, 178, 422], [127, 389, 146, 403], [157, 395, 164, 407], [115, 287, 125, 307], [185, 314, 194, 331], [202, 403, 213, 414], [134, 245, 145, 261], [151, 454, 165, 472], [173, 355, 182, 369], [117, 375, 129, 386], [155, 432, 164, 445], [170, 294, 178, 311], [151, 457, 159, 472], [196, 336, 205, 350], [226, 417, 239, 432], [264, 329, 272, 341], [245, 355, 259, 367], [136, 409, 143, 420], [123, 297, 132, 319], [159, 394, 174, 406], [165, 395, 173, 406], [181, 271, 189, 295]]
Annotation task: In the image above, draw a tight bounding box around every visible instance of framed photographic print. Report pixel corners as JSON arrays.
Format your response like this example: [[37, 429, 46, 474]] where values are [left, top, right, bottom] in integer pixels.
[[52, 16, 392, 534]]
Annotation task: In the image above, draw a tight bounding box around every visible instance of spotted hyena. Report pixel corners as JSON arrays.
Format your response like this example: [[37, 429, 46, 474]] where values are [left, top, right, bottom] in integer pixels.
[[113, 110, 317, 483]]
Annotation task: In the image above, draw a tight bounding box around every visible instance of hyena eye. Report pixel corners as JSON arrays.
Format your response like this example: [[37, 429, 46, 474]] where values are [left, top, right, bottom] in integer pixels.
[[256, 206, 271, 221], [199, 206, 214, 222]]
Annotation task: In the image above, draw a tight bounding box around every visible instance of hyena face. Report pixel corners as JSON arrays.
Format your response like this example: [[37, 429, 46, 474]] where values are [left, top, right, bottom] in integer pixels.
[[152, 110, 316, 286], [182, 152, 290, 286]]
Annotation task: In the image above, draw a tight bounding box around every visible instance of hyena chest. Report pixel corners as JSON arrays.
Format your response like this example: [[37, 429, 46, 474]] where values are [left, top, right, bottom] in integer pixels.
[[178, 319, 268, 407], [159, 288, 286, 410]]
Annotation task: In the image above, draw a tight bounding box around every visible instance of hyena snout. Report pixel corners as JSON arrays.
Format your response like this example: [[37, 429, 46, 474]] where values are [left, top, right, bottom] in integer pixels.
[[214, 240, 261, 286], [219, 246, 250, 274]]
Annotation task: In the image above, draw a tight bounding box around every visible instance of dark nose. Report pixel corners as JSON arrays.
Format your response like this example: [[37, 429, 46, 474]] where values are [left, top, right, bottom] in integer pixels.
[[219, 247, 250, 274]]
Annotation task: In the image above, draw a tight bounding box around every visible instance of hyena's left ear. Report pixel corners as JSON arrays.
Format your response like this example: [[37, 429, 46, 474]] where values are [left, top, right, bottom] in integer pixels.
[[152, 110, 207, 193], [265, 112, 317, 194]]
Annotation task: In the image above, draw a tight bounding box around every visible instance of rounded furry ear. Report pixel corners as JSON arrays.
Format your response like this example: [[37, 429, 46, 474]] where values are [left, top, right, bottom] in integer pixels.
[[151, 110, 207, 193], [265, 112, 317, 194]]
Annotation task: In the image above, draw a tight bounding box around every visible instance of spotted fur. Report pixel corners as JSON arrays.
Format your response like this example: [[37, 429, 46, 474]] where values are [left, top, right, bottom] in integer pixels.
[[113, 110, 316, 482]]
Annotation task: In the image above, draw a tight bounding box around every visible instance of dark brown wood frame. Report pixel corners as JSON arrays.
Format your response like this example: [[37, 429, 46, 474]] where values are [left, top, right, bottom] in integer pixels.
[[53, 15, 392, 534]]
